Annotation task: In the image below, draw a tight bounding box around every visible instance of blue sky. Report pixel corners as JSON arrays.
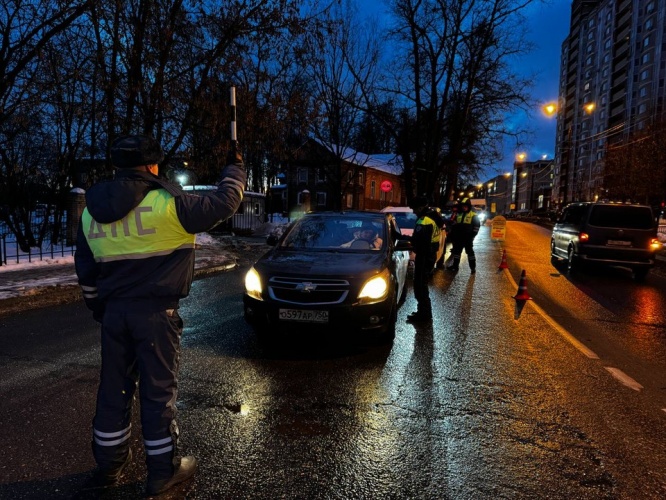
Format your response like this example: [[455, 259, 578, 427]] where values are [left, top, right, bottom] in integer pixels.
[[358, 0, 573, 180]]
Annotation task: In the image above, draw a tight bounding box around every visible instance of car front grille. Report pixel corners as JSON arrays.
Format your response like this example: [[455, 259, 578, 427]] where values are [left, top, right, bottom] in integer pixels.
[[268, 276, 350, 305]]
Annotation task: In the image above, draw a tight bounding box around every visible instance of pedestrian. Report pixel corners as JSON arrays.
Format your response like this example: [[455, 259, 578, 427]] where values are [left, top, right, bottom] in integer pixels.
[[446, 197, 481, 273], [75, 135, 246, 496], [406, 195, 443, 323]]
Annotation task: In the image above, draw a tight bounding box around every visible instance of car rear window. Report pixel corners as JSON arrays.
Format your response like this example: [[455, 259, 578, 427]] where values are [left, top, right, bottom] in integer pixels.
[[588, 205, 654, 229]]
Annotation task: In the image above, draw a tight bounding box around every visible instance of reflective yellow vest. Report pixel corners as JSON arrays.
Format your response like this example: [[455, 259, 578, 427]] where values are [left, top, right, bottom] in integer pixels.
[[417, 215, 442, 244], [81, 189, 195, 262]]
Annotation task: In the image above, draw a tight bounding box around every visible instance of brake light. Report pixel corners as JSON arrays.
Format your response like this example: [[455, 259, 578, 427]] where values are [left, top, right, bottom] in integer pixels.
[[579, 232, 589, 242], [650, 238, 662, 251]]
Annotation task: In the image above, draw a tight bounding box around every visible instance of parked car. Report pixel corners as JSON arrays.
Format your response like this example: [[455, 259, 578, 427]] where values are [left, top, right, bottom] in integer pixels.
[[550, 202, 662, 281], [380, 206, 447, 269], [243, 211, 411, 342]]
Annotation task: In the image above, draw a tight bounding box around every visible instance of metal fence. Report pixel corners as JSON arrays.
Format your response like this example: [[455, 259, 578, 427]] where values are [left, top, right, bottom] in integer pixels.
[[0, 218, 75, 266]]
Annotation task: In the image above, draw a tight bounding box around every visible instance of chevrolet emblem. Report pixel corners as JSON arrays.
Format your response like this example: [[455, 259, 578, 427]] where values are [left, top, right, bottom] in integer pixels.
[[296, 282, 317, 293]]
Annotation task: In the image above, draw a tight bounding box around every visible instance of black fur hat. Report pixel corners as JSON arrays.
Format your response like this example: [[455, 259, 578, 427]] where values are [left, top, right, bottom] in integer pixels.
[[111, 135, 164, 168]]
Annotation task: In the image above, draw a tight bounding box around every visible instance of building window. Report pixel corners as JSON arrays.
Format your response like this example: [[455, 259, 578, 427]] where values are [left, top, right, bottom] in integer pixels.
[[604, 39, 611, 49], [370, 180, 376, 199], [297, 168, 308, 183], [316, 192, 326, 206], [640, 86, 648, 97], [642, 53, 650, 64], [346, 193, 353, 208], [297, 190, 309, 205], [584, 82, 590, 91], [644, 36, 651, 47], [641, 69, 650, 81], [603, 54, 610, 63], [586, 56, 592, 66], [317, 168, 327, 183], [602, 68, 609, 77], [647, 1, 655, 13], [639, 103, 647, 114], [645, 18, 654, 30], [347, 170, 353, 183], [358, 172, 364, 186]]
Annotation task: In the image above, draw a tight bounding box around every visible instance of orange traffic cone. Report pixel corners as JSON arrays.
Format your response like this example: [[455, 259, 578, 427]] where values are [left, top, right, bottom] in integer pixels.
[[498, 250, 508, 270], [513, 270, 532, 301]]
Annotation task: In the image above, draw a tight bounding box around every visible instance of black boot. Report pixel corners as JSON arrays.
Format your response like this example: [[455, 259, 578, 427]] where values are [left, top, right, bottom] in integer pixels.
[[83, 449, 132, 489], [144, 456, 198, 497]]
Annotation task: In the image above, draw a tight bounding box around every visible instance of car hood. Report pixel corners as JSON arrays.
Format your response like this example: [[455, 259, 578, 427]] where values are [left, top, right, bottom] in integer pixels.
[[255, 249, 387, 278]]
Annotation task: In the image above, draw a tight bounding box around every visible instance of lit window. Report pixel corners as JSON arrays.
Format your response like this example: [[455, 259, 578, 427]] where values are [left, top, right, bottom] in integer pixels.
[[370, 180, 376, 199]]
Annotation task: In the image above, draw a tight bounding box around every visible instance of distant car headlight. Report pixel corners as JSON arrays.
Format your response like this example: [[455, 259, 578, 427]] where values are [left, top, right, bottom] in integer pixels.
[[358, 269, 390, 304], [245, 267, 263, 300]]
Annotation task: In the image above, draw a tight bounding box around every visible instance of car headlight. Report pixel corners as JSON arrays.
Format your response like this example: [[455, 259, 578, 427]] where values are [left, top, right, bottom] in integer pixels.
[[245, 267, 263, 300], [358, 269, 390, 304]]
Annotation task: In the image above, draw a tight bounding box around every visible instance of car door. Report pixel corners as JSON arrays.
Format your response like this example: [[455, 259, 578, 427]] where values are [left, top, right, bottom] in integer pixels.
[[389, 218, 409, 299]]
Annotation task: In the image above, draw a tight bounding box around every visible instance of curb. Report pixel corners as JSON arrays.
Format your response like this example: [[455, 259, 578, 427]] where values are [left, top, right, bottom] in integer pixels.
[[0, 260, 238, 319]]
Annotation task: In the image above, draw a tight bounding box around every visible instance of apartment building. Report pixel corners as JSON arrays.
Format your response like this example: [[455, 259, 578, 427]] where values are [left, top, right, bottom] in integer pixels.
[[553, 0, 665, 208]]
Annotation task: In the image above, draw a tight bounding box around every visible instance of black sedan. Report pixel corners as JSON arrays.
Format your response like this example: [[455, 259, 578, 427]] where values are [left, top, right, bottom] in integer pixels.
[[243, 211, 411, 342]]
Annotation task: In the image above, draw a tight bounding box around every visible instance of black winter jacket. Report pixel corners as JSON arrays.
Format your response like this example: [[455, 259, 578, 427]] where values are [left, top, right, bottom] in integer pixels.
[[75, 164, 245, 315]]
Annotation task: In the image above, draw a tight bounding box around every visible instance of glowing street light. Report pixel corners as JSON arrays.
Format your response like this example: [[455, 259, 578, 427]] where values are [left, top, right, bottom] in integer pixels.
[[584, 102, 596, 114], [516, 152, 526, 162], [543, 102, 557, 117]]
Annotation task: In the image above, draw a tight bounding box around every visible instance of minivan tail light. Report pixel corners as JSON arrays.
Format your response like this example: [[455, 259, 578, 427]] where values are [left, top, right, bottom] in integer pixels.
[[650, 238, 662, 251], [579, 232, 589, 242]]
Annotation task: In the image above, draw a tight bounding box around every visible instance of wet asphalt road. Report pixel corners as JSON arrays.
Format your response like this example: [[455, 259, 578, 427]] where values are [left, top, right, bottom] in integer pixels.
[[0, 223, 665, 499]]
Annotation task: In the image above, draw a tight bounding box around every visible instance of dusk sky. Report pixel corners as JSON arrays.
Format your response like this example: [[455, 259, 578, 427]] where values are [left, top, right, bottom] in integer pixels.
[[359, 0, 573, 181]]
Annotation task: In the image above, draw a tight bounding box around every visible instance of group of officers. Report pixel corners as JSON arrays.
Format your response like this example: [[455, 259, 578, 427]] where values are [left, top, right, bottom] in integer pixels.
[[406, 195, 481, 323]]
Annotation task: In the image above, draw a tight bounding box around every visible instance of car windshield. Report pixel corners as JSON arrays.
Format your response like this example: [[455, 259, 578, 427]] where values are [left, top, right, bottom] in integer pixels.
[[588, 205, 654, 229], [388, 212, 417, 230], [280, 216, 386, 250]]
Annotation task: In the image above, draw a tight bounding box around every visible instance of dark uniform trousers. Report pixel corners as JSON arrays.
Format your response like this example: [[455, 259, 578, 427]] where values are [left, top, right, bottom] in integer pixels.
[[450, 235, 476, 271], [413, 245, 437, 315], [92, 305, 183, 480]]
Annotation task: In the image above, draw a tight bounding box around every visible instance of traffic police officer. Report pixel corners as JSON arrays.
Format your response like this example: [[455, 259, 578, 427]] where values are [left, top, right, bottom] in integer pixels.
[[75, 135, 246, 496], [447, 197, 481, 273], [407, 196, 444, 323]]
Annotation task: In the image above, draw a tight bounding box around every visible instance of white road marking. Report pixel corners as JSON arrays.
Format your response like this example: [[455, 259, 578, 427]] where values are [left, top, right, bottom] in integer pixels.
[[501, 268, 599, 359], [604, 367, 644, 391]]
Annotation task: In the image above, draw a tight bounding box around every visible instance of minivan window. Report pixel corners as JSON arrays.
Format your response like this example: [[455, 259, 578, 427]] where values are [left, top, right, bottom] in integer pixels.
[[562, 205, 586, 224], [588, 205, 654, 229]]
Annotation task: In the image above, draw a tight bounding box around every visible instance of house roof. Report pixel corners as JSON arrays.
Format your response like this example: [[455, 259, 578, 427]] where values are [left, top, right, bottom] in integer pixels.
[[312, 139, 403, 176]]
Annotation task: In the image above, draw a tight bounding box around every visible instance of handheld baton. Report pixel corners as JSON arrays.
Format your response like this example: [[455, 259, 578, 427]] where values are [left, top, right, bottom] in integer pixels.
[[230, 86, 237, 144]]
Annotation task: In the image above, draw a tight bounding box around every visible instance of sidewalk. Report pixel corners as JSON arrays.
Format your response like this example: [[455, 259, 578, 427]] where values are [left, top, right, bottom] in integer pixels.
[[0, 234, 268, 317]]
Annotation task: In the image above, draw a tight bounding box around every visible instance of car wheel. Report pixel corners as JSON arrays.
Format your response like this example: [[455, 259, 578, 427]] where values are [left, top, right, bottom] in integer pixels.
[[633, 268, 649, 282], [550, 240, 561, 267], [567, 246, 578, 273], [380, 299, 397, 344]]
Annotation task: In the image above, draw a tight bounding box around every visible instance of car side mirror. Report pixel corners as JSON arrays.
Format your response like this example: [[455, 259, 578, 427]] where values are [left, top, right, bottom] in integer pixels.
[[395, 239, 412, 251], [266, 234, 278, 246]]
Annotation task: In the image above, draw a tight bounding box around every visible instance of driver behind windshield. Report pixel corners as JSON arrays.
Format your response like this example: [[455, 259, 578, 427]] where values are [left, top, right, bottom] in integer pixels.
[[340, 222, 383, 249]]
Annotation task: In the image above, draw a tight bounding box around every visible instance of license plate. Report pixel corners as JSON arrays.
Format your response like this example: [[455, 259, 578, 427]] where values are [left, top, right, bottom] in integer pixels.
[[607, 240, 631, 246], [278, 309, 329, 323]]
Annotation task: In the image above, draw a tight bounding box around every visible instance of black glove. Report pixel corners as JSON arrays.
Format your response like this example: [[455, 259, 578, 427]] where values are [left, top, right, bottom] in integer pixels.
[[226, 141, 244, 168]]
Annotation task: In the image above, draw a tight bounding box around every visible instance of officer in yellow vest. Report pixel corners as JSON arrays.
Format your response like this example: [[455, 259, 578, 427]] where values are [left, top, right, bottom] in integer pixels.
[[75, 135, 245, 496], [407, 195, 444, 323], [447, 197, 481, 273]]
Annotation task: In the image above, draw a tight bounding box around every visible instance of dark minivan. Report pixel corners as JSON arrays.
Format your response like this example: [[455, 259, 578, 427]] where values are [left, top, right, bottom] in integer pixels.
[[550, 202, 662, 281]]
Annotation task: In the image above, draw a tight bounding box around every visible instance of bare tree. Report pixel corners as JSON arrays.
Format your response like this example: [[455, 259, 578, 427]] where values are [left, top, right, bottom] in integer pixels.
[[354, 0, 536, 204]]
